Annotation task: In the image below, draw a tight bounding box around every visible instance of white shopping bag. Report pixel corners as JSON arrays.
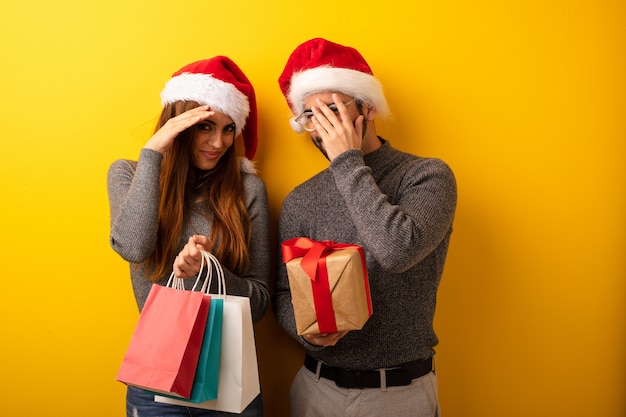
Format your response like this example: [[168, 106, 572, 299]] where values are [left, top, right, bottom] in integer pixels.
[[155, 252, 260, 413]]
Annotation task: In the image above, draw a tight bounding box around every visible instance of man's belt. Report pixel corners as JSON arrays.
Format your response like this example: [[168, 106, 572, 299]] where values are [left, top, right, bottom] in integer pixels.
[[304, 353, 433, 389]]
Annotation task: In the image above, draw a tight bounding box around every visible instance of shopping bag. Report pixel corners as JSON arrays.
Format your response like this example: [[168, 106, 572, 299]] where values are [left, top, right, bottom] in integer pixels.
[[155, 251, 261, 413], [116, 274, 210, 399], [189, 297, 223, 402], [155, 253, 224, 403], [157, 299, 223, 403]]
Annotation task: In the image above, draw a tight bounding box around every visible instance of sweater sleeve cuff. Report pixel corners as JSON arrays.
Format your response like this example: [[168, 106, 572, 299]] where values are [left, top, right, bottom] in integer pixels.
[[139, 147, 164, 164], [328, 149, 365, 174], [134, 148, 164, 180]]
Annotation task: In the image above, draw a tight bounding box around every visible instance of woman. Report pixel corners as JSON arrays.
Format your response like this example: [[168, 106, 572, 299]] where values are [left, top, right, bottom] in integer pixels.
[[107, 56, 270, 417]]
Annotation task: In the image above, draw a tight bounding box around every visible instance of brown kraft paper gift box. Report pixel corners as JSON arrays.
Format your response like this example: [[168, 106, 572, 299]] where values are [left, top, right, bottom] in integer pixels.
[[282, 238, 373, 336]]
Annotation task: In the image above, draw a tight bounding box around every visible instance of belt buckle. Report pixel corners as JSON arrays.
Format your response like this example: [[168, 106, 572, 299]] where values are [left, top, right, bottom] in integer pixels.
[[335, 370, 363, 388]]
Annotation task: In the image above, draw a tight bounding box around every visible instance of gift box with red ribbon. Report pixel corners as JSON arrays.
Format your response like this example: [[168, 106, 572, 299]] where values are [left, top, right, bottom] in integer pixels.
[[281, 237, 373, 335]]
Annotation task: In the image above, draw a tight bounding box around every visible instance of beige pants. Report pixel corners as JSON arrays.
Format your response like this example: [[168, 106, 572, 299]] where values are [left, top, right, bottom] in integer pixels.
[[289, 365, 440, 417]]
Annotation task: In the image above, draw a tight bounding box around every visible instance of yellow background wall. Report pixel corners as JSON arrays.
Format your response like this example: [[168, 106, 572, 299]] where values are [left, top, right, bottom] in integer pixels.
[[0, 0, 623, 416]]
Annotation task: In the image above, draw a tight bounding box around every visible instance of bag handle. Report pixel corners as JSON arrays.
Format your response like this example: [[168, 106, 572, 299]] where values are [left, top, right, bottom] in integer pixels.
[[164, 250, 225, 295], [166, 271, 186, 290], [191, 250, 226, 297]]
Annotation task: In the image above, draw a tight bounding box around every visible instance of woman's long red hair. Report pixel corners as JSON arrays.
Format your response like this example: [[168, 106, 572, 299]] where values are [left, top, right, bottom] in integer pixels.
[[144, 101, 250, 282]]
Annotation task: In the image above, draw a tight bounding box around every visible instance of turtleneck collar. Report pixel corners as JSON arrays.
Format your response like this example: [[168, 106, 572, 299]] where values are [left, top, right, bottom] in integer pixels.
[[363, 136, 393, 168]]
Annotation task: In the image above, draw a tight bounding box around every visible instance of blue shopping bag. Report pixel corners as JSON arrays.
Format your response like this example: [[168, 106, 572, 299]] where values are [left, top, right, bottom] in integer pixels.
[[187, 297, 223, 402]]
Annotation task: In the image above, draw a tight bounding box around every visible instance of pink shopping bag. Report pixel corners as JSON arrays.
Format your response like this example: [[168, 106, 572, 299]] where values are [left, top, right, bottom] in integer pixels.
[[116, 278, 210, 399]]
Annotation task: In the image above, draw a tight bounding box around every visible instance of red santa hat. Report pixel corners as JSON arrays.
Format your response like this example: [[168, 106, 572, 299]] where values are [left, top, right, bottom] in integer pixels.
[[278, 38, 390, 132], [160, 56, 258, 159]]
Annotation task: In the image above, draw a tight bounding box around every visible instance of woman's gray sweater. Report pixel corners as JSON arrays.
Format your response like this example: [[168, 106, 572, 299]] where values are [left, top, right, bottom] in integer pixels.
[[107, 148, 271, 322]]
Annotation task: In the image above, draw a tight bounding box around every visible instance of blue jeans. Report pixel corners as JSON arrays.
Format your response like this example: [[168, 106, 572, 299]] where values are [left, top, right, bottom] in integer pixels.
[[126, 386, 264, 417]]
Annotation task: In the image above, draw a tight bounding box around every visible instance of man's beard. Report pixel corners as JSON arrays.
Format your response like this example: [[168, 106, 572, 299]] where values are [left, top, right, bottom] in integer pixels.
[[310, 136, 329, 160], [310, 116, 367, 161]]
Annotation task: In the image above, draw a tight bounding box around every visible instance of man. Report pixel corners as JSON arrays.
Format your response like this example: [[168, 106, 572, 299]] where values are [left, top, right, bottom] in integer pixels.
[[272, 38, 457, 417]]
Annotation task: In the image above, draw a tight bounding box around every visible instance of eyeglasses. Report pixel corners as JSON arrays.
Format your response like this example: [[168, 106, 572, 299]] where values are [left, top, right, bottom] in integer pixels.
[[294, 100, 354, 132]]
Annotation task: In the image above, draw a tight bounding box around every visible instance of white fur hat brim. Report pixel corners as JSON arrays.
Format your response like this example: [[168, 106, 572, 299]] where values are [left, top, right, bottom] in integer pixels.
[[160, 72, 250, 137], [287, 66, 390, 120]]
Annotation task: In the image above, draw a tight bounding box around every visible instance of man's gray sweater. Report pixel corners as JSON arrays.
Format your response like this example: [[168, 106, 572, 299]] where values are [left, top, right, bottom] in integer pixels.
[[273, 139, 457, 369]]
